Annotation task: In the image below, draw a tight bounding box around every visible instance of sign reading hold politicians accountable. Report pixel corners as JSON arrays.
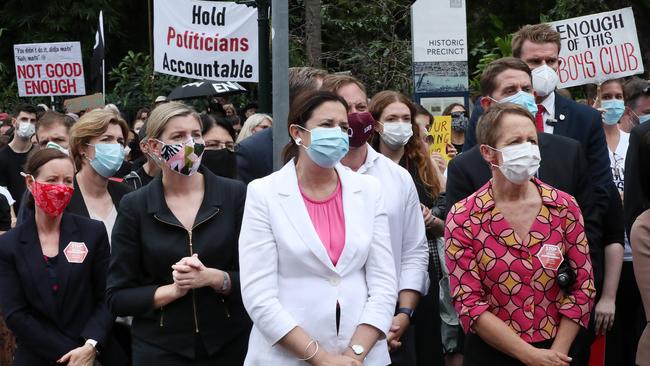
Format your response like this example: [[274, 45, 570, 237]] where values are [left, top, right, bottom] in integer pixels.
[[550, 7, 643, 88], [14, 42, 85, 97], [154, 0, 258, 82]]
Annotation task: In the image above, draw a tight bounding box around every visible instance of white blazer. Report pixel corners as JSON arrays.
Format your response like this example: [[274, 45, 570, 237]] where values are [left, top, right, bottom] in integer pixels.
[[239, 160, 397, 366]]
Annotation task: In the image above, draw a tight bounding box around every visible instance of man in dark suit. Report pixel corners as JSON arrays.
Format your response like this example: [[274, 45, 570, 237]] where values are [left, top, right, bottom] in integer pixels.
[[236, 67, 327, 184], [623, 79, 650, 236], [463, 24, 613, 221]]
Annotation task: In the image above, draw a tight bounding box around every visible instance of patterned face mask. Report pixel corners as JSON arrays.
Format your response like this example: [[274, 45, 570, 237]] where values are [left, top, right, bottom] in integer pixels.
[[156, 137, 205, 176], [24, 175, 74, 217]]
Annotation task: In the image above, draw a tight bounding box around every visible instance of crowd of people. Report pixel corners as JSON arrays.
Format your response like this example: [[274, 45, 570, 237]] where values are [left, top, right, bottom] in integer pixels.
[[0, 22, 648, 366]]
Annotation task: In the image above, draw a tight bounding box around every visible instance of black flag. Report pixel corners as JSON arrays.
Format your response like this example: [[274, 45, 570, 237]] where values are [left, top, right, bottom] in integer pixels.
[[90, 10, 104, 94]]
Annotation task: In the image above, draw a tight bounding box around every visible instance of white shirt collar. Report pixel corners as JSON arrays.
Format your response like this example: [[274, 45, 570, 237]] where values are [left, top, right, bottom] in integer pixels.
[[541, 91, 556, 117]]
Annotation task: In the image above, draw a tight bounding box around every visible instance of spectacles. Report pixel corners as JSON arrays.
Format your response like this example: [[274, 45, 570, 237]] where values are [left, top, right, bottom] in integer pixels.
[[206, 140, 235, 152]]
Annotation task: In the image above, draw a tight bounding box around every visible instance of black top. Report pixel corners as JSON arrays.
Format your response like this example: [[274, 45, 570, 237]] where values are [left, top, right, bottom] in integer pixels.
[[0, 144, 35, 209], [0, 194, 10, 231], [0, 214, 122, 365], [123, 165, 155, 190], [107, 168, 251, 359]]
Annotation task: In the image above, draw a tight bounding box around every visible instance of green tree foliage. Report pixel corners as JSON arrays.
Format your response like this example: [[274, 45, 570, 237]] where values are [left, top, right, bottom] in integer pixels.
[[106, 52, 186, 116]]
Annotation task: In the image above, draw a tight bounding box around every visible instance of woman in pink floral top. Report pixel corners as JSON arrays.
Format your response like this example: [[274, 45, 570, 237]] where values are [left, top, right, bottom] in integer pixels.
[[445, 104, 595, 366]]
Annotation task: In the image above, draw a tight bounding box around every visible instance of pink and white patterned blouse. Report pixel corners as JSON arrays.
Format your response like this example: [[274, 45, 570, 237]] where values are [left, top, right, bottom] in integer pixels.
[[444, 178, 595, 343]]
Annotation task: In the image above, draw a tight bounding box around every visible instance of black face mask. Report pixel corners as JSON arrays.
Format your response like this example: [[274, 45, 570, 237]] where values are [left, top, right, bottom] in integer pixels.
[[201, 149, 237, 179]]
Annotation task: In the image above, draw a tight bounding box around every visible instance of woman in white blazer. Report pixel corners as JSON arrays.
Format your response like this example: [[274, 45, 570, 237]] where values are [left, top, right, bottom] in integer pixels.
[[239, 91, 397, 366]]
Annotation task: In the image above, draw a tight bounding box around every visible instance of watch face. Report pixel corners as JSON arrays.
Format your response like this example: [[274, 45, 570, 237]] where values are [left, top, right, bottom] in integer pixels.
[[351, 344, 364, 355]]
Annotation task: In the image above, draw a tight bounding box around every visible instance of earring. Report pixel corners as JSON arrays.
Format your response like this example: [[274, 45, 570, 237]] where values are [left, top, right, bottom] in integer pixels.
[[294, 137, 302, 146]]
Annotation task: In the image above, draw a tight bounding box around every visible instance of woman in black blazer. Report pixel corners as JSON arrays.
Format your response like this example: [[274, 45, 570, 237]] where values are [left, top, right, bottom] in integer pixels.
[[107, 102, 251, 365], [0, 148, 126, 365]]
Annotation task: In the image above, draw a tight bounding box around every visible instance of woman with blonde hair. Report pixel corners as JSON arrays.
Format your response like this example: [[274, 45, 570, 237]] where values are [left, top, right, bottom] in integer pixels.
[[235, 113, 273, 144], [68, 108, 132, 241], [107, 101, 251, 364]]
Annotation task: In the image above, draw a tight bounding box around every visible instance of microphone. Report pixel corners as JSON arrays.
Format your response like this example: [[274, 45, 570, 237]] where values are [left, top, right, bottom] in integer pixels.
[[546, 118, 558, 126]]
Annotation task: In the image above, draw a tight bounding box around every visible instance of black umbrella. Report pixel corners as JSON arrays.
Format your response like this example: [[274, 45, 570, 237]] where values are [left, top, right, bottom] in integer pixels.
[[167, 81, 247, 100]]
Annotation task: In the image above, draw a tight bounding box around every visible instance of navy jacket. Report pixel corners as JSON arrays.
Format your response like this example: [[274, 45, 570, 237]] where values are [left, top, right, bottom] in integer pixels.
[[235, 127, 272, 184], [624, 121, 650, 236], [0, 214, 118, 365]]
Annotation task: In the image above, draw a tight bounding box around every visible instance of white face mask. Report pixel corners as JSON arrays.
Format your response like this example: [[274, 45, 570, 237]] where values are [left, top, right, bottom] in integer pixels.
[[380, 122, 413, 150], [17, 121, 35, 139], [532, 64, 559, 97], [488, 142, 541, 184]]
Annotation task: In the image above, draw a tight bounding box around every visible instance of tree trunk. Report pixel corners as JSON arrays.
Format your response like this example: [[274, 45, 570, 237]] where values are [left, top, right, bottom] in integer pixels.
[[305, 0, 322, 68]]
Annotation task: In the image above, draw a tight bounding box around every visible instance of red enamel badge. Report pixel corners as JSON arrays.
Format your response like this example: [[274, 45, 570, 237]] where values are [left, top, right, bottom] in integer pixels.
[[536, 244, 563, 271]]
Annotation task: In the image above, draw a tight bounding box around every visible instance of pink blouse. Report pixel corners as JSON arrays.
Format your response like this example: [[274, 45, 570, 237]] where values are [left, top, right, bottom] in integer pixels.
[[445, 178, 595, 343], [300, 180, 346, 265]]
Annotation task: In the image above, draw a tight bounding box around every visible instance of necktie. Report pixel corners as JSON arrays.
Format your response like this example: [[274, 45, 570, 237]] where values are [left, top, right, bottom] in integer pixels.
[[535, 104, 545, 132]]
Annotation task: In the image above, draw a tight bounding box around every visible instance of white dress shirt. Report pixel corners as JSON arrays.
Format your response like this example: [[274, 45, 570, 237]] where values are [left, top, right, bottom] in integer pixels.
[[351, 145, 429, 294], [542, 91, 556, 134]]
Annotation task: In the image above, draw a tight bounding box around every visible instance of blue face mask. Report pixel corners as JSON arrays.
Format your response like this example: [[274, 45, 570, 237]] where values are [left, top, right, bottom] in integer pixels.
[[640, 114, 650, 124], [88, 143, 125, 178], [295, 125, 349, 168], [601, 99, 625, 125], [491, 90, 539, 117]]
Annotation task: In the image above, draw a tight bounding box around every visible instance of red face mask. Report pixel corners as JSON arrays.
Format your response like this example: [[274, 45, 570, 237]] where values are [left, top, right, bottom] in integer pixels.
[[31, 180, 74, 217], [347, 112, 375, 148]]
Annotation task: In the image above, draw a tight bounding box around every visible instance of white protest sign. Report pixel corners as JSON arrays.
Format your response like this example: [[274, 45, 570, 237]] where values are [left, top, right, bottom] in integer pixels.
[[154, 0, 258, 82], [411, 0, 468, 62], [14, 42, 85, 97], [551, 8, 643, 88]]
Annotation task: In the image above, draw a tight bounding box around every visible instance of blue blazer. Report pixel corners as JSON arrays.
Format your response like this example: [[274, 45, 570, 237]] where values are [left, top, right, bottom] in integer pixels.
[[235, 127, 273, 184], [464, 93, 613, 220], [0, 214, 120, 365]]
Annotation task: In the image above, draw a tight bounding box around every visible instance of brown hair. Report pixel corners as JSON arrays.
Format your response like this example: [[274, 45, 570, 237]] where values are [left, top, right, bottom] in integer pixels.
[[480, 57, 532, 97], [282, 91, 349, 164], [476, 103, 535, 147], [36, 111, 73, 134], [442, 103, 465, 116], [69, 109, 129, 171], [369, 91, 441, 199], [512, 23, 562, 58], [320, 74, 367, 94], [23, 148, 74, 209], [289, 67, 328, 104]]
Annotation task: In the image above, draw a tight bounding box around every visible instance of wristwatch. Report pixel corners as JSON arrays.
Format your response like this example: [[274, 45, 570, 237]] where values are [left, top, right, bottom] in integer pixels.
[[349, 344, 364, 356], [220, 271, 231, 292], [396, 307, 415, 319]]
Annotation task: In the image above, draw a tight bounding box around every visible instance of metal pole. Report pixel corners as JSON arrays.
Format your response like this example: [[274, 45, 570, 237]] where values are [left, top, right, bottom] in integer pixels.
[[271, 0, 289, 171], [257, 0, 272, 114]]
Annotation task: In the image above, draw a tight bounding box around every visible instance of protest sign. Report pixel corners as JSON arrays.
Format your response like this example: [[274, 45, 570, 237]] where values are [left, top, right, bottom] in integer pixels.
[[154, 0, 258, 82], [14, 42, 85, 97], [63, 93, 105, 113], [550, 7, 643, 88], [428, 115, 452, 161]]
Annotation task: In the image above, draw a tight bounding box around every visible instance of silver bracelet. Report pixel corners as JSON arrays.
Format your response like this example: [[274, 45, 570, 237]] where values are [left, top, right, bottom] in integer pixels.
[[220, 271, 230, 293], [298, 339, 319, 361]]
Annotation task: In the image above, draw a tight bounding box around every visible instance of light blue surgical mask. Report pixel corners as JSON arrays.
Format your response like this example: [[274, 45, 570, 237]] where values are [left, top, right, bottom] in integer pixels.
[[490, 90, 539, 117], [640, 114, 650, 124], [87, 143, 125, 178], [601, 99, 625, 125], [294, 125, 349, 168]]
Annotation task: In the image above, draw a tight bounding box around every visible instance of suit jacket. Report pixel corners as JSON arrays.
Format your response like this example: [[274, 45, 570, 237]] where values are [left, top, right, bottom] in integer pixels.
[[239, 161, 397, 366], [0, 214, 118, 365], [107, 168, 251, 359], [624, 121, 650, 236], [235, 127, 272, 184], [464, 94, 613, 219], [446, 133, 607, 290]]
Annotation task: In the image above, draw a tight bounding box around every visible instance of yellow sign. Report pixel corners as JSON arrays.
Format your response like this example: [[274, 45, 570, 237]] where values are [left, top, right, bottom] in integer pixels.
[[428, 115, 452, 161]]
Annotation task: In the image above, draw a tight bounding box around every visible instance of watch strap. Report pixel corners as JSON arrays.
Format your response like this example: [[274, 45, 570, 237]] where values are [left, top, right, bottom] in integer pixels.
[[396, 307, 415, 318]]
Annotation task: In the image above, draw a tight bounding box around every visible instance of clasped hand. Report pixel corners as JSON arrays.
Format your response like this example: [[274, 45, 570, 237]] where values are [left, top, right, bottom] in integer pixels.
[[171, 254, 215, 291]]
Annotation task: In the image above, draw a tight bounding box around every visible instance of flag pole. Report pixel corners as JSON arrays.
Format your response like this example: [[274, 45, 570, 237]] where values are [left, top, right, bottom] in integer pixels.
[[102, 59, 106, 103]]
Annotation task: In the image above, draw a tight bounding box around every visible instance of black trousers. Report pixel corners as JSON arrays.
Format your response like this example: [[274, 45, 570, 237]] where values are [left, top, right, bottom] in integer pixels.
[[132, 332, 248, 366], [463, 333, 554, 366], [605, 262, 646, 366]]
